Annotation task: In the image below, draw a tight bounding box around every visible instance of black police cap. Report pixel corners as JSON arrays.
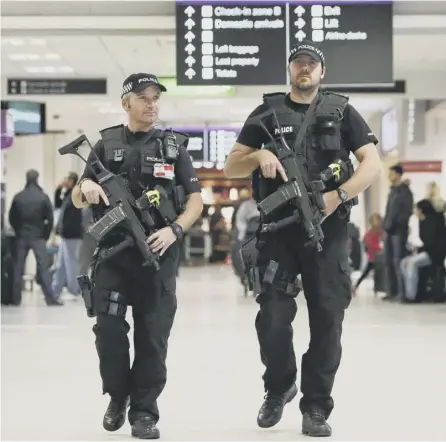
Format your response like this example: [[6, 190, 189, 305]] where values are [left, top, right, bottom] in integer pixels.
[[121, 73, 167, 98], [288, 40, 325, 67]]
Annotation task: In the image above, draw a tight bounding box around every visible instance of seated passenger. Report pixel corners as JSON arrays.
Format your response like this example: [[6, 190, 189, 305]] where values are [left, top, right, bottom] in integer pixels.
[[400, 199, 446, 301]]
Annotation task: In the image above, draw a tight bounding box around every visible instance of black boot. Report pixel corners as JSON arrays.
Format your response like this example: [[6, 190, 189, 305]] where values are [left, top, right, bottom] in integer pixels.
[[103, 396, 129, 432], [131, 416, 160, 439], [302, 408, 332, 437], [257, 383, 297, 428]]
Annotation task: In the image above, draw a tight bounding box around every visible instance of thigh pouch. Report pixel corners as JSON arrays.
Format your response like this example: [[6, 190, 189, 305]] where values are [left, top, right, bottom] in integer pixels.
[[260, 260, 300, 298]]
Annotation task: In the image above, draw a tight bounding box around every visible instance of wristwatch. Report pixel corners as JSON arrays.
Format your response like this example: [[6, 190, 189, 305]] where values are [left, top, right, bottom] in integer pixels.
[[170, 222, 184, 240], [336, 187, 349, 204]]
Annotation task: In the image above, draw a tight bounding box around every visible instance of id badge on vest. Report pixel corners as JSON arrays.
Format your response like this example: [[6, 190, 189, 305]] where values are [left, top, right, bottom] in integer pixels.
[[153, 163, 174, 180]]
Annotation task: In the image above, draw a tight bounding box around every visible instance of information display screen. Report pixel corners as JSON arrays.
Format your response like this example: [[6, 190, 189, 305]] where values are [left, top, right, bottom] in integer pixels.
[[176, 0, 393, 86], [207, 127, 240, 167], [1, 100, 46, 135], [171, 126, 240, 168]]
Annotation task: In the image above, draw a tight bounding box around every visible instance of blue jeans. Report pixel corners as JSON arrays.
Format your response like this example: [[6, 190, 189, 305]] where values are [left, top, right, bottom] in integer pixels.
[[384, 233, 407, 298], [52, 238, 82, 297], [400, 252, 431, 301]]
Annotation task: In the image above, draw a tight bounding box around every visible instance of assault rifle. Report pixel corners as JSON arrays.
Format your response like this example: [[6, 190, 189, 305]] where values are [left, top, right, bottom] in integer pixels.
[[246, 109, 348, 252], [58, 134, 160, 270]]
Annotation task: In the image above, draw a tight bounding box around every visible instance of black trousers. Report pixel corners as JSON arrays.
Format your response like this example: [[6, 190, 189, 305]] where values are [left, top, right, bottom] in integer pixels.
[[12, 237, 55, 305], [255, 215, 352, 418], [92, 244, 178, 424]]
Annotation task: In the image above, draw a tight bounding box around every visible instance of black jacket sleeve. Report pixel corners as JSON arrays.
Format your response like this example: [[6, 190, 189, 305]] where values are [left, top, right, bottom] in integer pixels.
[[175, 145, 201, 195], [43, 194, 54, 240], [8, 196, 18, 232], [54, 187, 64, 209], [395, 186, 414, 229], [384, 185, 414, 233]]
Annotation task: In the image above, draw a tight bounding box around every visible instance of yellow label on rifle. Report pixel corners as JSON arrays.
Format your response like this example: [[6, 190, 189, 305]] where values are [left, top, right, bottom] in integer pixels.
[[145, 189, 161, 206], [328, 163, 341, 181]]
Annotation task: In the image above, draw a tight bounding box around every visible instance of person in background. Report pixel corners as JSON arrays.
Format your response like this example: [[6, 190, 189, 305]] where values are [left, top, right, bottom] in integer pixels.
[[52, 172, 83, 299], [426, 181, 446, 214], [382, 164, 414, 301], [352, 213, 384, 296], [235, 196, 260, 243], [231, 188, 250, 229], [8, 169, 62, 306], [232, 193, 260, 286], [400, 199, 446, 301]]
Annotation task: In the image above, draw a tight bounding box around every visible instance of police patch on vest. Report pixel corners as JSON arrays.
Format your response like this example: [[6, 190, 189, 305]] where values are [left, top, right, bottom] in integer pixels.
[[274, 126, 294, 135], [145, 155, 163, 163], [113, 149, 124, 161]]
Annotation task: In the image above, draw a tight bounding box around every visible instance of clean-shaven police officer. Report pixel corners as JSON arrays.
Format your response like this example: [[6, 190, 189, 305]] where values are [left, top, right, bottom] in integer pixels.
[[72, 73, 203, 439], [224, 42, 381, 436]]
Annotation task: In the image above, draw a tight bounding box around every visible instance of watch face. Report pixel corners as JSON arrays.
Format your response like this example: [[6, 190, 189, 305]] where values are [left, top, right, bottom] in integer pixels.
[[338, 188, 347, 202], [172, 224, 182, 238]]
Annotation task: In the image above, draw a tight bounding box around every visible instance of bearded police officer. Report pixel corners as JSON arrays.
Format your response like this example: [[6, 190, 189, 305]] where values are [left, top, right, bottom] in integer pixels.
[[224, 42, 381, 436], [72, 73, 203, 439]]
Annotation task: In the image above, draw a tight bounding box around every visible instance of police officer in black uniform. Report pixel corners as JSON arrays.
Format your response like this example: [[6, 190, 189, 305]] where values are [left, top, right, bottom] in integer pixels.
[[224, 42, 381, 436], [72, 73, 203, 439]]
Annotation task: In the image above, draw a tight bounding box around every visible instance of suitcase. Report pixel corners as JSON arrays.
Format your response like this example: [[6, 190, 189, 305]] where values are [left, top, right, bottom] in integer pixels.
[[373, 251, 387, 293]]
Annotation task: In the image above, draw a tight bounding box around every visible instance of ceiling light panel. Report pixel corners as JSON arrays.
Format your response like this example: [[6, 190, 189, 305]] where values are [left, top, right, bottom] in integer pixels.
[[30, 39, 46, 45], [25, 65, 75, 73], [2, 38, 25, 46]]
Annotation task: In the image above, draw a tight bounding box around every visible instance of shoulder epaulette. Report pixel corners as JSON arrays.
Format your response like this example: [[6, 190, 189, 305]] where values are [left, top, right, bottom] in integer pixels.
[[262, 92, 286, 99], [165, 129, 189, 148], [322, 90, 350, 101], [99, 124, 124, 134], [263, 92, 287, 107]]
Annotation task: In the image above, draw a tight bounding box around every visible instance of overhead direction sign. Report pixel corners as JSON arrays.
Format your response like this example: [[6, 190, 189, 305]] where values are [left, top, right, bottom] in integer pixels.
[[7, 78, 107, 95], [176, 1, 393, 86]]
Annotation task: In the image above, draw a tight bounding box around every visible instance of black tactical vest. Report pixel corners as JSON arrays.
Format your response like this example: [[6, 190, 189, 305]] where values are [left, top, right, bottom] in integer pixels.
[[253, 91, 352, 202], [99, 124, 188, 199]]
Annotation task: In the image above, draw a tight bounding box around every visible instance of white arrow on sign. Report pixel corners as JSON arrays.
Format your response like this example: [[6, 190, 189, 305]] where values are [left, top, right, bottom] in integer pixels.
[[185, 68, 196, 80], [185, 56, 196, 67], [185, 18, 195, 30], [185, 43, 196, 55], [185, 31, 195, 43], [185, 6, 195, 17], [295, 30, 306, 41], [295, 6, 305, 16], [296, 17, 306, 29]]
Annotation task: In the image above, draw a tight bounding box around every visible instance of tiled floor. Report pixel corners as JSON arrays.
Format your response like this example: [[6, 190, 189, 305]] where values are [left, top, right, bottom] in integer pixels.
[[2, 266, 446, 441]]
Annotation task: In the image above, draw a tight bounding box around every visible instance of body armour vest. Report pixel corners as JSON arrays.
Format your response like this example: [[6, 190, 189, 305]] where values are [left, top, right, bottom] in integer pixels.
[[98, 124, 188, 229], [99, 124, 188, 198], [252, 91, 352, 203]]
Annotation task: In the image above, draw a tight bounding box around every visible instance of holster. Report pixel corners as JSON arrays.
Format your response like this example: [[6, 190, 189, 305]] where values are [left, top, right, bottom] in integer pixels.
[[240, 235, 261, 294], [77, 274, 96, 318]]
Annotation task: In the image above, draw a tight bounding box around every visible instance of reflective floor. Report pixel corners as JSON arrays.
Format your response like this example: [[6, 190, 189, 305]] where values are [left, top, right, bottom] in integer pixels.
[[2, 266, 446, 441]]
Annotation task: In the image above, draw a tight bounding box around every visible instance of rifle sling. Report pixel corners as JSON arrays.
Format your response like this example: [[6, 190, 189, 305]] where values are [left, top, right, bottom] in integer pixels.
[[292, 95, 318, 157]]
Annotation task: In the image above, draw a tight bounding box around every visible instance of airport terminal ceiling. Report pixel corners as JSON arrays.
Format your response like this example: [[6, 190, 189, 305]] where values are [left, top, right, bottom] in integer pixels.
[[1, 0, 446, 131]]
